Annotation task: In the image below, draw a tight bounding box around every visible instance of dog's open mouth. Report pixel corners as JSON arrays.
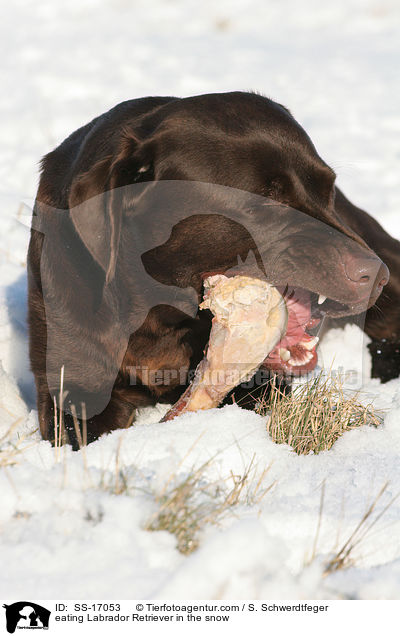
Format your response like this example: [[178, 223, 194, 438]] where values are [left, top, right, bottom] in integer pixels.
[[263, 286, 320, 375], [161, 275, 369, 421], [264, 284, 373, 374]]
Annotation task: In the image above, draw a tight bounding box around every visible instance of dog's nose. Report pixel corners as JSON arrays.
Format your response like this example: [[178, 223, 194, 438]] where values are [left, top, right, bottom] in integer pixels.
[[344, 255, 389, 296]]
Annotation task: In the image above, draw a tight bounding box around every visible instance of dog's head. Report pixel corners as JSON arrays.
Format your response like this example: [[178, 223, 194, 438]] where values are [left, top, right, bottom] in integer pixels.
[[63, 92, 388, 379], [68, 91, 388, 304]]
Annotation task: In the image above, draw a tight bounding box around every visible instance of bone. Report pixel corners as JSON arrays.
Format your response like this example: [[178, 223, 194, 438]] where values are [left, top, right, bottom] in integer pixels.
[[161, 275, 288, 421]]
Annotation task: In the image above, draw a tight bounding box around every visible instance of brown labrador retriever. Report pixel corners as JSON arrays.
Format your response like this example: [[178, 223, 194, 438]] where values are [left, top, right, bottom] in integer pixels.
[[28, 91, 397, 448]]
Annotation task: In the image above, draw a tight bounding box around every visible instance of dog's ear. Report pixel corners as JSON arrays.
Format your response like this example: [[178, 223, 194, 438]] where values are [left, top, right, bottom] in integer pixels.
[[69, 131, 153, 283]]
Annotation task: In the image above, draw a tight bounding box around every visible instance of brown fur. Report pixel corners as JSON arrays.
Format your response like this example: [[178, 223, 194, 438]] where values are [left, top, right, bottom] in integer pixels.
[[28, 92, 397, 447]]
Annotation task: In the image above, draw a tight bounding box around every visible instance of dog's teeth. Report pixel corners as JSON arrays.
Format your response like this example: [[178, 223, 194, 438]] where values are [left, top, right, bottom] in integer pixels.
[[301, 336, 319, 351], [279, 347, 291, 361], [317, 294, 327, 305]]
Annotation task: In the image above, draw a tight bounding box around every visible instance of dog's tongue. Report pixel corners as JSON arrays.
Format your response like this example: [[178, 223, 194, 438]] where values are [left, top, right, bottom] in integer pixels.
[[278, 288, 311, 347], [264, 287, 319, 374], [277, 287, 311, 347]]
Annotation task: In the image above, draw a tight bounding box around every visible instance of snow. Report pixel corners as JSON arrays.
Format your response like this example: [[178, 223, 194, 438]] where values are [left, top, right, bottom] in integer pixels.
[[1, 0, 400, 600]]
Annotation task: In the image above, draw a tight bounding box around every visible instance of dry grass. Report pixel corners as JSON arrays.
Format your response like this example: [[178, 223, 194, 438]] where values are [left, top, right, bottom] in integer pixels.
[[255, 372, 383, 455], [145, 455, 274, 554], [88, 433, 275, 554], [95, 433, 133, 496], [306, 480, 399, 576], [0, 418, 36, 468], [86, 438, 275, 554], [324, 482, 400, 574]]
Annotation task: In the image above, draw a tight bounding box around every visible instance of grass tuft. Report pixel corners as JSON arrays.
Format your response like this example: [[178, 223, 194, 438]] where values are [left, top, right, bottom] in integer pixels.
[[255, 372, 383, 455], [145, 456, 274, 554]]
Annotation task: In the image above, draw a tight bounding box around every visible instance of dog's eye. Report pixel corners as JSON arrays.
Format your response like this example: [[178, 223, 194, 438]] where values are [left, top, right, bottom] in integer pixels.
[[118, 160, 154, 186], [133, 163, 154, 183]]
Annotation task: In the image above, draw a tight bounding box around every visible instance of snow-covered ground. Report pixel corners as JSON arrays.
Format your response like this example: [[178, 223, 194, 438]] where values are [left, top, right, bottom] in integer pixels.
[[1, 0, 400, 600]]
